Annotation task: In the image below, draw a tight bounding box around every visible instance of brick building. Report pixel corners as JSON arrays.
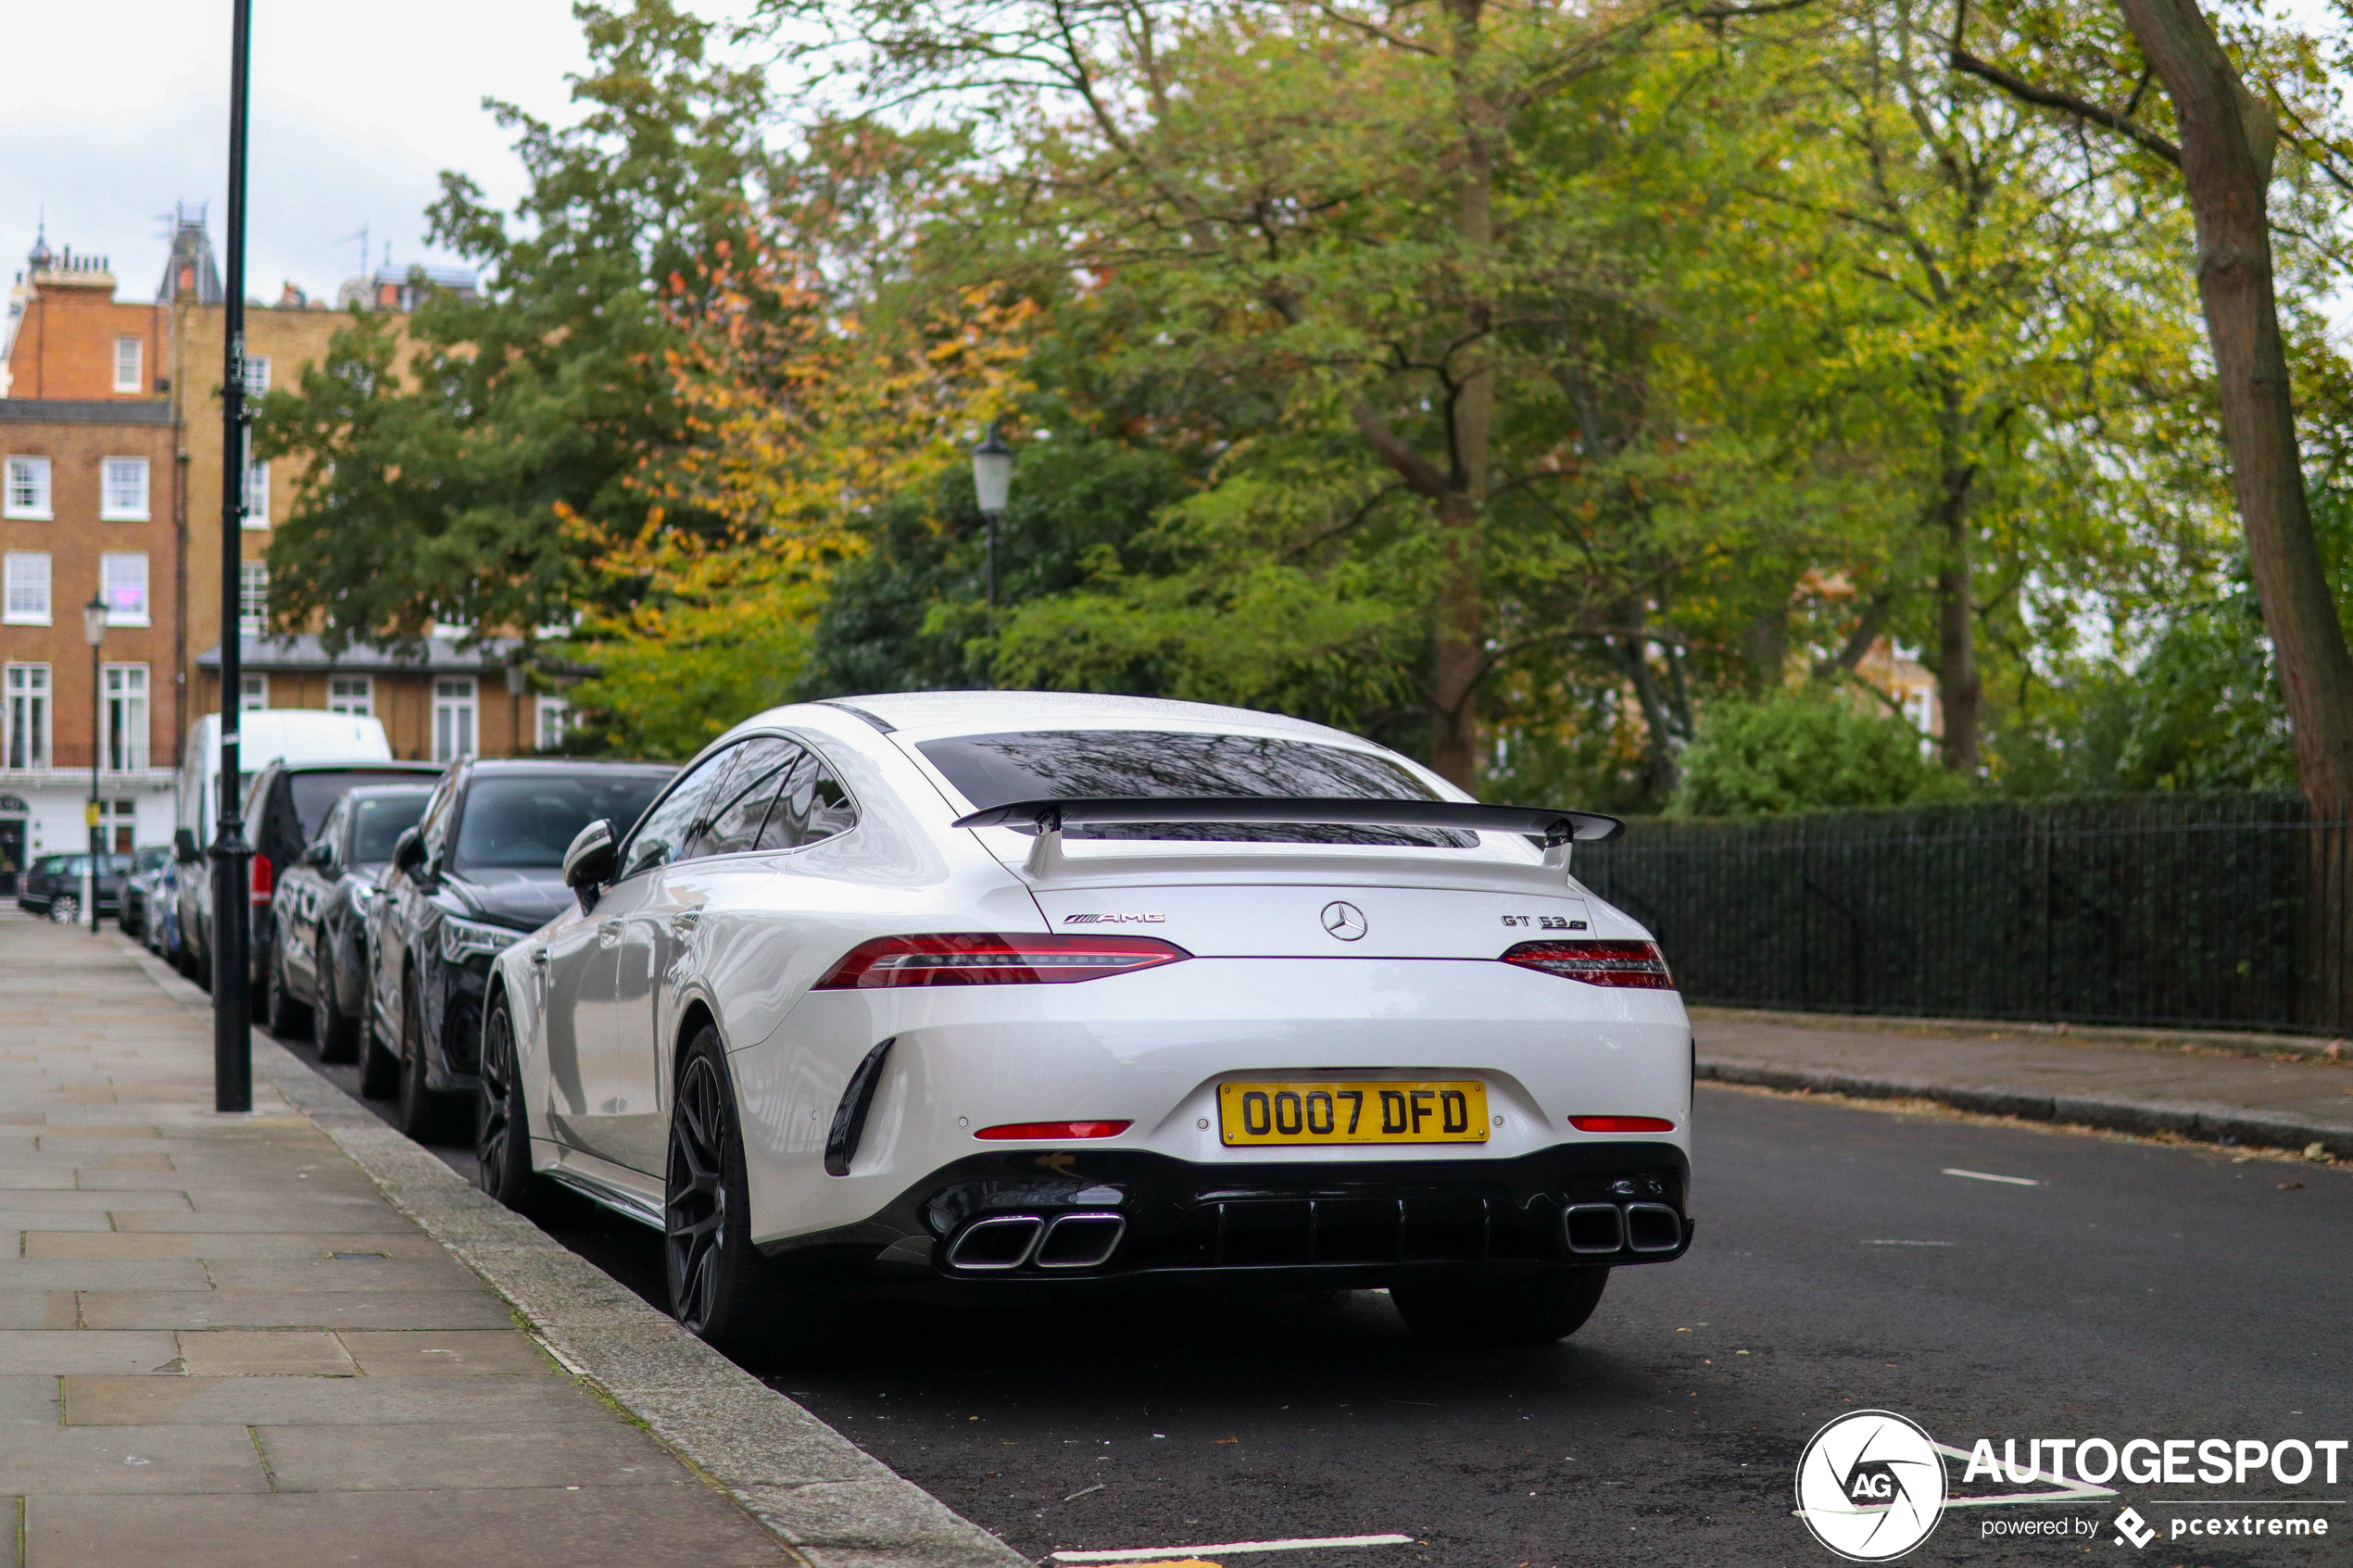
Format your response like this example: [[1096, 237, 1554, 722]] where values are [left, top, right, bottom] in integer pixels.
[[0, 212, 528, 894], [0, 237, 180, 884]]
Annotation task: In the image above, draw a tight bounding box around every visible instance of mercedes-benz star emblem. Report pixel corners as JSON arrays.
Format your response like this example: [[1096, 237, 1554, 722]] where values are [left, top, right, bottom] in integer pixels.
[[1320, 900, 1368, 941]]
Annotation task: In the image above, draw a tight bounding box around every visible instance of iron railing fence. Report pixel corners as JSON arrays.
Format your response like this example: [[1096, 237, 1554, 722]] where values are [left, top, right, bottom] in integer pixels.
[[1574, 794, 2353, 1035]]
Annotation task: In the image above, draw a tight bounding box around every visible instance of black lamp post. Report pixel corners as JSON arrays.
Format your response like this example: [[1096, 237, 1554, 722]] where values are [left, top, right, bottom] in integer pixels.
[[505, 654, 528, 754], [82, 590, 106, 934], [212, 0, 256, 1112], [970, 433, 1013, 689]]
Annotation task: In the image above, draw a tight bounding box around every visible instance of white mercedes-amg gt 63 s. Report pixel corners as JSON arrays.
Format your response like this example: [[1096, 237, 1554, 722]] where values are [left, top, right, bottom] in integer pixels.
[[478, 692, 1692, 1349]]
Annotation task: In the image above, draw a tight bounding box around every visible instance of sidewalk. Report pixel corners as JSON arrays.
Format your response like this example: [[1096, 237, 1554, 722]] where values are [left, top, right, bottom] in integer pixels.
[[0, 915, 1023, 1568], [1692, 1007, 2353, 1159]]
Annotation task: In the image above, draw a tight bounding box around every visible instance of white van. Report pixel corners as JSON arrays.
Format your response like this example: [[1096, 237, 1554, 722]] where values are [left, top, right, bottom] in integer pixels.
[[172, 711, 395, 982], [177, 710, 394, 850]]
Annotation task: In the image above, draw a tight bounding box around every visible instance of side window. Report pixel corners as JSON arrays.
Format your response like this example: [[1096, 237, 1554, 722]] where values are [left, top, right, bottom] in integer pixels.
[[313, 799, 346, 865], [415, 775, 460, 867], [756, 746, 858, 851], [618, 745, 739, 882], [689, 736, 803, 859]]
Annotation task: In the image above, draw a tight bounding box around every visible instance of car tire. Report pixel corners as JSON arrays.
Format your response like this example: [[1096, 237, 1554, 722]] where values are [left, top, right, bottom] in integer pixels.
[[665, 1028, 790, 1357], [357, 1009, 400, 1099], [475, 993, 552, 1216], [263, 948, 310, 1040], [394, 972, 459, 1142], [1390, 1268, 1611, 1347], [316, 951, 360, 1064]]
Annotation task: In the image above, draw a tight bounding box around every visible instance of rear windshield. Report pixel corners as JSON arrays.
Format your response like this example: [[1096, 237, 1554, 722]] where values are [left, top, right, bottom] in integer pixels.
[[915, 730, 1461, 846], [288, 771, 436, 846], [348, 790, 432, 864], [451, 771, 675, 873]]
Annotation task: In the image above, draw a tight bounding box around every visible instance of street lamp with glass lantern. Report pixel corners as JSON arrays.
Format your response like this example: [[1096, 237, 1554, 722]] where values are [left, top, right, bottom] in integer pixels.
[[82, 589, 107, 934], [970, 433, 1013, 688]]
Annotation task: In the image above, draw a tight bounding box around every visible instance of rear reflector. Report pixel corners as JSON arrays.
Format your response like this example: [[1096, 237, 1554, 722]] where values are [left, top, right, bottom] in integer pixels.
[[813, 933, 1190, 989], [974, 1120, 1132, 1141], [1501, 938, 1672, 988], [1569, 1115, 1677, 1133]]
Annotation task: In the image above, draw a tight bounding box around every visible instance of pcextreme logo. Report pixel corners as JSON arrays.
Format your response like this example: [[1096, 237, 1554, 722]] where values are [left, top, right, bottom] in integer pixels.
[[1795, 1410, 1948, 1562]]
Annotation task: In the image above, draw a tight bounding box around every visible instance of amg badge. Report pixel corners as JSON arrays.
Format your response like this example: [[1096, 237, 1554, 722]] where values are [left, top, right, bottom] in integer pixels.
[[1062, 912, 1166, 924]]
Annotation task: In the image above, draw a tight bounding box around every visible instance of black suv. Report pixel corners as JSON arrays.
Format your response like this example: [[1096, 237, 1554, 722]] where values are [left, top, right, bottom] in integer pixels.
[[264, 783, 437, 1058], [365, 759, 675, 1138], [177, 759, 443, 997], [16, 852, 132, 922]]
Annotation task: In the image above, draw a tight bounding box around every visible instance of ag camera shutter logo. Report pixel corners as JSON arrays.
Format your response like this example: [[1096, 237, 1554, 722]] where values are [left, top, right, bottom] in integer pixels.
[[1795, 1410, 1947, 1561]]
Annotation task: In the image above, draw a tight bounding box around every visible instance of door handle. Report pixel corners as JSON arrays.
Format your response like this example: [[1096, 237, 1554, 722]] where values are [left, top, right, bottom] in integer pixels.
[[597, 918, 624, 947], [529, 948, 549, 967]]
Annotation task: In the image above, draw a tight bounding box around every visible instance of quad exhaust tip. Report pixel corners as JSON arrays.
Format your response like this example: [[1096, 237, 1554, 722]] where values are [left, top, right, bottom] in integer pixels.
[[1563, 1201, 1683, 1256], [944, 1211, 1128, 1272]]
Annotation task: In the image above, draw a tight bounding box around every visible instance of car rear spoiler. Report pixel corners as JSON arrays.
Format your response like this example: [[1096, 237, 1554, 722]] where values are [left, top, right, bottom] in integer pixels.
[[952, 797, 1625, 847]]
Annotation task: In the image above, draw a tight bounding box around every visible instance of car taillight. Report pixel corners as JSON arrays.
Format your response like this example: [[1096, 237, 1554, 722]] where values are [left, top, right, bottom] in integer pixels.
[[249, 854, 273, 906], [813, 933, 1191, 989], [1501, 938, 1672, 988], [974, 1120, 1132, 1140], [1569, 1115, 1677, 1133]]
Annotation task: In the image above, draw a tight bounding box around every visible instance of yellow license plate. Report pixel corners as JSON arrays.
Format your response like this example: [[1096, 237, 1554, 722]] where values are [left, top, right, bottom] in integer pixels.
[[1218, 1080, 1490, 1147]]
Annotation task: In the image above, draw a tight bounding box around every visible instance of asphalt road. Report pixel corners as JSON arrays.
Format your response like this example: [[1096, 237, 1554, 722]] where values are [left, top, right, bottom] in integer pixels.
[[264, 1002, 2353, 1568]]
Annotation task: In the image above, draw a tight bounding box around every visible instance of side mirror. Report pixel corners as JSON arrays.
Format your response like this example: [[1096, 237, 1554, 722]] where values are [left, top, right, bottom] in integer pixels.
[[391, 826, 426, 874], [303, 839, 333, 870], [173, 827, 201, 864], [561, 818, 617, 909]]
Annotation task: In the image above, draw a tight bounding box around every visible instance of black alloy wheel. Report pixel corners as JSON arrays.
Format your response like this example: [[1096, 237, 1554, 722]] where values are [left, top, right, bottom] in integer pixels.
[[315, 934, 360, 1064], [263, 947, 308, 1040], [1390, 1267, 1612, 1347], [474, 995, 546, 1214], [664, 1031, 782, 1355], [394, 972, 458, 1142]]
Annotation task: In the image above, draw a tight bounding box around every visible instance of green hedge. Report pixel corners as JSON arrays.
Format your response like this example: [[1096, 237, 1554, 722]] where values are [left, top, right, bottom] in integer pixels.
[[1574, 793, 2350, 1034]]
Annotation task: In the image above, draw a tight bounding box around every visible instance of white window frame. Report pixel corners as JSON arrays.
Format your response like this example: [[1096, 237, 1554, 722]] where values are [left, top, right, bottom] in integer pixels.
[[433, 676, 478, 764], [4, 457, 52, 521], [239, 673, 270, 711], [327, 674, 373, 717], [103, 664, 148, 772], [241, 355, 271, 398], [240, 432, 270, 529], [535, 695, 572, 752], [100, 798, 137, 854], [100, 458, 150, 521], [101, 553, 149, 627], [238, 560, 269, 635], [4, 552, 51, 626], [114, 337, 143, 394], [4, 664, 49, 771]]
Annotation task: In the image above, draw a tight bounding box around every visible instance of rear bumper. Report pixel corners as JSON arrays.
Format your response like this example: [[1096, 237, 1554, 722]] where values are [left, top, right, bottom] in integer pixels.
[[759, 1142, 1691, 1287]]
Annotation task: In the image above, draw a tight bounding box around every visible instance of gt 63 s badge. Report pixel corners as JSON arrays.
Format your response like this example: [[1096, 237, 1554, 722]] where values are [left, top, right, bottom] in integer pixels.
[[1795, 1409, 1947, 1561]]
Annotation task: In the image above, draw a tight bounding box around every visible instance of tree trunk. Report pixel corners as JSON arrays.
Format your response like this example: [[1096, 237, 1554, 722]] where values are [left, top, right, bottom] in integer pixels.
[[1428, 0, 1496, 791], [2115, 0, 2353, 818]]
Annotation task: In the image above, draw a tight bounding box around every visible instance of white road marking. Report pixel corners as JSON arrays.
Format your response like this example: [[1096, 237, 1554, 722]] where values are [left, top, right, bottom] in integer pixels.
[[1942, 1168, 2041, 1186], [1052, 1534, 1415, 1562], [1862, 1239, 1957, 1247]]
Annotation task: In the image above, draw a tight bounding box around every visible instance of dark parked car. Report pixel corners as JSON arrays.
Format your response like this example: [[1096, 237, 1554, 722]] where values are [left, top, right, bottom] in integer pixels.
[[16, 852, 132, 922], [366, 759, 675, 1137], [177, 759, 442, 997], [116, 847, 172, 939], [264, 784, 435, 1059]]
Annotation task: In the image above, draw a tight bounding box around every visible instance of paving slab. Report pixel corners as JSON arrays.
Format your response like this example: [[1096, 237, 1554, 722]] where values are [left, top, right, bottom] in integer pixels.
[[0, 1423, 268, 1495], [79, 1288, 515, 1331], [174, 1331, 359, 1377], [0, 1332, 180, 1376], [24, 1486, 794, 1568], [59, 1374, 603, 1427], [334, 1329, 559, 1376], [257, 1419, 691, 1491]]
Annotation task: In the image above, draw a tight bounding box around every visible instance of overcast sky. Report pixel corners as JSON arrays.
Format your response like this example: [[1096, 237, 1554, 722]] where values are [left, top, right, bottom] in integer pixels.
[[1, 0, 604, 303]]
